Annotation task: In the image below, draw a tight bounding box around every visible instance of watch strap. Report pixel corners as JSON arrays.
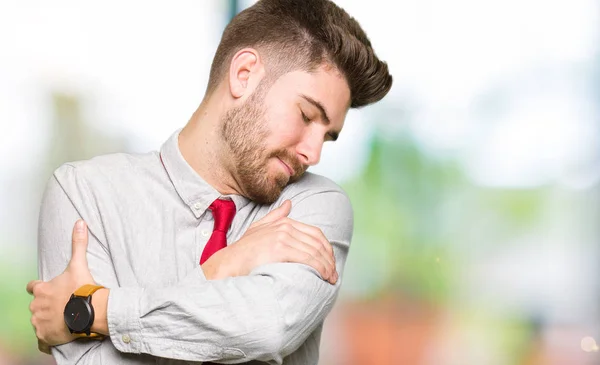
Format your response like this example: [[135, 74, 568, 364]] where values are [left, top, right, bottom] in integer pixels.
[[73, 284, 104, 297], [73, 332, 104, 339]]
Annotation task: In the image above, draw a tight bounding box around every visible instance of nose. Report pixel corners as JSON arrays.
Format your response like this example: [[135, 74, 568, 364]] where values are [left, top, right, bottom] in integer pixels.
[[296, 130, 324, 166]]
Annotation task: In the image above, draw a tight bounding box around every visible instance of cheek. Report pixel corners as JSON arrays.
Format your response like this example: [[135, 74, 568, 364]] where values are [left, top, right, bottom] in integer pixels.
[[264, 111, 303, 146]]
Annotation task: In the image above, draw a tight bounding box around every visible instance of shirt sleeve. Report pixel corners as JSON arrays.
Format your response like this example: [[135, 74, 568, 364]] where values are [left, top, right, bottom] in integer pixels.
[[107, 190, 354, 364], [38, 166, 134, 364]]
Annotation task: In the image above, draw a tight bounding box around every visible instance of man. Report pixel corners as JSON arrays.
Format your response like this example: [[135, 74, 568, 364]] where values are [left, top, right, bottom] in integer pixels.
[[27, 0, 392, 363]]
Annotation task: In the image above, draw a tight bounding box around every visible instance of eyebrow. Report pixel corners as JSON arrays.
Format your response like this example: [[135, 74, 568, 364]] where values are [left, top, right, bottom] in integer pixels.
[[300, 94, 340, 141]]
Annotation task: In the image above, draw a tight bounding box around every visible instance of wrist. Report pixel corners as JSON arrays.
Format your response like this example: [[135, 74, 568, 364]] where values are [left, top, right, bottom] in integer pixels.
[[201, 261, 220, 280], [90, 288, 109, 335], [201, 253, 232, 280]]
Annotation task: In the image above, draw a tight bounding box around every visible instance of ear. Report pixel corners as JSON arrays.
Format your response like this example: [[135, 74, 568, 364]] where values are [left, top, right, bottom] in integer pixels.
[[228, 48, 264, 99]]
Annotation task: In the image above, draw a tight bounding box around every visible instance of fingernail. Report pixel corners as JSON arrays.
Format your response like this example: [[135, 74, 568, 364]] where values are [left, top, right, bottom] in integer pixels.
[[76, 220, 85, 232]]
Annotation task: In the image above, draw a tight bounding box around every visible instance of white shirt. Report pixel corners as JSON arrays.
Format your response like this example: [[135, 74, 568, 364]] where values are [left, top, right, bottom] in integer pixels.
[[38, 130, 354, 364]]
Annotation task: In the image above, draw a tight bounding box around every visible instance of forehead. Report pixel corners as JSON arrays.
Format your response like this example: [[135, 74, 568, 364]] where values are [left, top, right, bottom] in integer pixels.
[[265, 65, 351, 126]]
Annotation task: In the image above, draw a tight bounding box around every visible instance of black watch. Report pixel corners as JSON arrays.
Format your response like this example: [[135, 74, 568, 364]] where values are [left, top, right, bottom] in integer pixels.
[[63, 284, 104, 337]]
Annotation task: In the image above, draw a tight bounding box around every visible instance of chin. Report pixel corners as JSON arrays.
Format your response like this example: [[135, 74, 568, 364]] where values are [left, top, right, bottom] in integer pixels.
[[238, 160, 290, 204], [239, 181, 274, 205], [253, 176, 288, 205]]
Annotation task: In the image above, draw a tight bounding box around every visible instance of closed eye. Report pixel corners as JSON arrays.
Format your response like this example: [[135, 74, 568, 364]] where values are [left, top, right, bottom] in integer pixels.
[[301, 109, 338, 142], [301, 111, 310, 124]]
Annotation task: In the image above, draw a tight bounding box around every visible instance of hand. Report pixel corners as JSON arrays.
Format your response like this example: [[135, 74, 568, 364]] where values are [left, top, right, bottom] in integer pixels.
[[202, 200, 338, 284], [27, 219, 97, 349]]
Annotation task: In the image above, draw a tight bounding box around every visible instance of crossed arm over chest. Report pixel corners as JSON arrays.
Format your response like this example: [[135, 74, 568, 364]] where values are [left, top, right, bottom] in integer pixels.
[[35, 164, 353, 364]]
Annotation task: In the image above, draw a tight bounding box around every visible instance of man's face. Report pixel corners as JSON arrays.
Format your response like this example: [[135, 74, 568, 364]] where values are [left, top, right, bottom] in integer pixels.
[[221, 64, 350, 204]]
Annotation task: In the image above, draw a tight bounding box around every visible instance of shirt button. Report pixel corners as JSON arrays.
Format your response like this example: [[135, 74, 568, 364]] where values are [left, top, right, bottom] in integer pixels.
[[202, 230, 210, 237], [193, 203, 201, 210], [122, 334, 131, 344]]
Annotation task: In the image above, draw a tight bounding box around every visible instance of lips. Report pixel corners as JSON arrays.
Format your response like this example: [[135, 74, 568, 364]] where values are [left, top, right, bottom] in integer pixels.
[[278, 158, 294, 176]]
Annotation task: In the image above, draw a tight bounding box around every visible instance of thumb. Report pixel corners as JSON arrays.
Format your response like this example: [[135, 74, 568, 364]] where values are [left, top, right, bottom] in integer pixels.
[[257, 199, 292, 225], [68, 219, 89, 269]]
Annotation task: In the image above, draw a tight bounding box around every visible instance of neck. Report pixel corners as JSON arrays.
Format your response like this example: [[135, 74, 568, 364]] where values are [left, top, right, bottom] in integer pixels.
[[178, 97, 243, 197]]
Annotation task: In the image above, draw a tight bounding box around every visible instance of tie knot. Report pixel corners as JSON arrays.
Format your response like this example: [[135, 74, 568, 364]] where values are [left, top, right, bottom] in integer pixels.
[[209, 199, 236, 232]]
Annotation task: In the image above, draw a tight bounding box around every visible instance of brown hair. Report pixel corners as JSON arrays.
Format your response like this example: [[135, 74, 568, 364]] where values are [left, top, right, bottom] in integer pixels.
[[206, 0, 392, 108]]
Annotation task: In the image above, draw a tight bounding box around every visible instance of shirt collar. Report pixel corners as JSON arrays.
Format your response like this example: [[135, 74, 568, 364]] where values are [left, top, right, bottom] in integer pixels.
[[159, 129, 252, 218]]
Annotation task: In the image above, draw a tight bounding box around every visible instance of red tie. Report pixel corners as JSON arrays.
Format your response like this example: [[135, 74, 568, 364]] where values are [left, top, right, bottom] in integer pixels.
[[199, 199, 236, 265]]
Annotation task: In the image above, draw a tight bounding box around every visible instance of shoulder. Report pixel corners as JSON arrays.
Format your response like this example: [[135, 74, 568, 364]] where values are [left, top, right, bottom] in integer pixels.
[[55, 151, 157, 178], [278, 172, 354, 240], [52, 151, 159, 188], [280, 172, 353, 218], [281, 172, 349, 201], [49, 151, 162, 210]]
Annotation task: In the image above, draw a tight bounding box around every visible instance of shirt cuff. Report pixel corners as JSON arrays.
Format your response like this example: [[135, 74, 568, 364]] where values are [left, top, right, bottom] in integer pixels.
[[107, 287, 143, 354]]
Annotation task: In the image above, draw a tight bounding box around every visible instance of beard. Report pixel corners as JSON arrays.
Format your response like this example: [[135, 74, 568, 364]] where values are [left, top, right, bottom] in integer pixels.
[[220, 87, 306, 205]]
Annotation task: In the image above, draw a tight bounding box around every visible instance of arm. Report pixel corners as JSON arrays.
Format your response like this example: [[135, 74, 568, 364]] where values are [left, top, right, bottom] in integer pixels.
[[32, 165, 350, 363], [36, 169, 130, 364], [99, 191, 352, 364]]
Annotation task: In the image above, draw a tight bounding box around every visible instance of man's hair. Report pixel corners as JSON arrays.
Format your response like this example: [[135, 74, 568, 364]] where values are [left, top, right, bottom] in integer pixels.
[[206, 0, 392, 108]]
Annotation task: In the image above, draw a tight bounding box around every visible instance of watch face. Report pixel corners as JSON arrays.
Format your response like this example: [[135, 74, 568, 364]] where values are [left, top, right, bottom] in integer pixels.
[[64, 297, 92, 333]]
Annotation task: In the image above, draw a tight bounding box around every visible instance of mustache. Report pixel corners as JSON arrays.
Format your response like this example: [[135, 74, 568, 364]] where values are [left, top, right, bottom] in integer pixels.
[[268, 149, 307, 178]]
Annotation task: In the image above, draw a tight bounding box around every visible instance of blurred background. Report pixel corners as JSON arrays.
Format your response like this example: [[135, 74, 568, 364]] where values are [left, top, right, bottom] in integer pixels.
[[1, 0, 599, 364]]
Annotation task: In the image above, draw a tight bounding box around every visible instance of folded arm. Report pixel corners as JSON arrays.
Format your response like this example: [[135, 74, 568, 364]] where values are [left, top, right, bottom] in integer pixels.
[[34, 166, 352, 364]]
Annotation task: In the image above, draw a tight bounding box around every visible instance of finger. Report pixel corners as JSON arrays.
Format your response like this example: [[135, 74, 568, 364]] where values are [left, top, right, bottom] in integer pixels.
[[278, 218, 335, 260], [69, 219, 89, 266], [26, 280, 42, 295], [274, 220, 337, 282], [275, 230, 335, 283], [255, 200, 292, 226], [283, 225, 336, 275], [279, 243, 337, 284]]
